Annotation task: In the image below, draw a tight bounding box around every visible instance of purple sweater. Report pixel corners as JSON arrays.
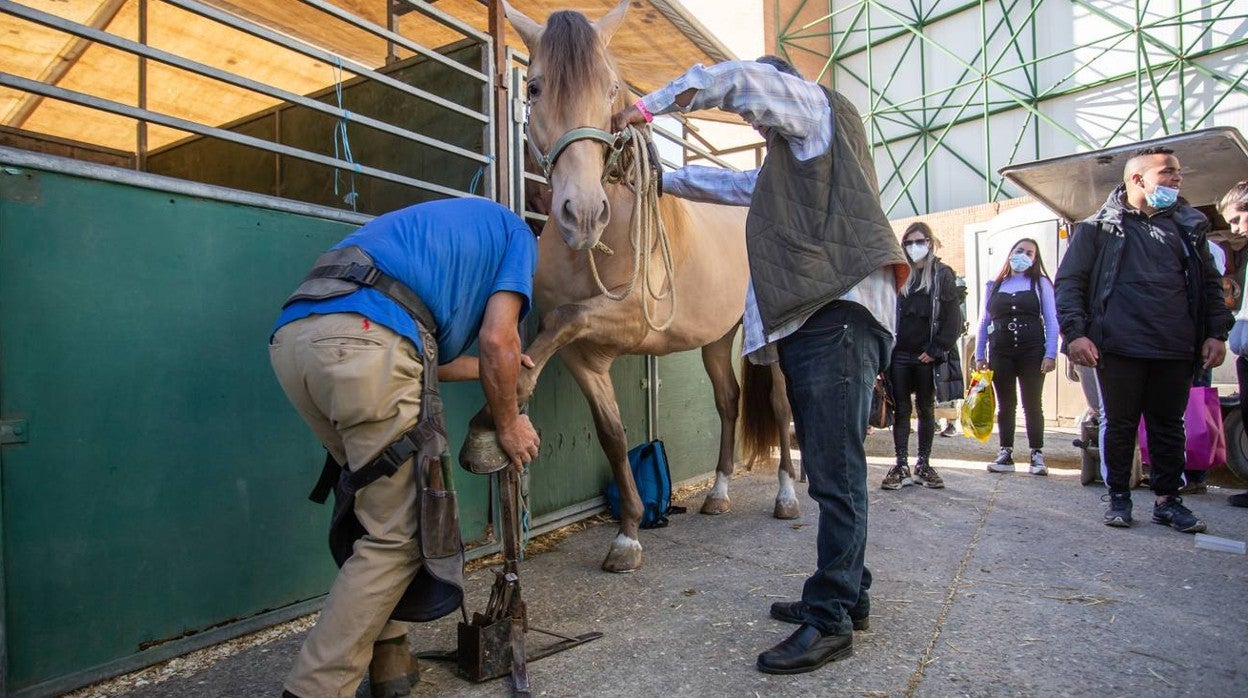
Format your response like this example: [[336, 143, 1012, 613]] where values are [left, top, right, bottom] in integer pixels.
[[975, 275, 1059, 361]]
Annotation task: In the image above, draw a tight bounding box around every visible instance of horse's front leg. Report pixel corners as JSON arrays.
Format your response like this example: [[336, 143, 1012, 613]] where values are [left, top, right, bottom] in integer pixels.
[[770, 364, 801, 519], [461, 296, 646, 472], [561, 347, 644, 572], [698, 328, 739, 515]]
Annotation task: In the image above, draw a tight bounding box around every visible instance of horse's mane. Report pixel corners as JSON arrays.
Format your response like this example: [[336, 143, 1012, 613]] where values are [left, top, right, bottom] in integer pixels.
[[536, 11, 627, 116]]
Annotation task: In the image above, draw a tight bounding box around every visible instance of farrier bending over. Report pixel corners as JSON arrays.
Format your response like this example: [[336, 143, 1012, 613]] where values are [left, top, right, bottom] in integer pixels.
[[269, 198, 539, 698]]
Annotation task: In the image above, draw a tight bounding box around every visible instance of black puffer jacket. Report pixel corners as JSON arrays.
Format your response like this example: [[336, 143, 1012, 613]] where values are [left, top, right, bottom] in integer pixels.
[[1055, 185, 1232, 368], [894, 260, 962, 360]]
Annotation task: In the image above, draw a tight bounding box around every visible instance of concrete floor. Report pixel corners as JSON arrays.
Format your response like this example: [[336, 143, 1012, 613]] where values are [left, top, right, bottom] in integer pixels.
[[115, 428, 1248, 698]]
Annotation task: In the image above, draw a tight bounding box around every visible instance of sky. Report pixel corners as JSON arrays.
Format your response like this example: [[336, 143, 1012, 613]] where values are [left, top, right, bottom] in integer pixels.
[[677, 0, 763, 58]]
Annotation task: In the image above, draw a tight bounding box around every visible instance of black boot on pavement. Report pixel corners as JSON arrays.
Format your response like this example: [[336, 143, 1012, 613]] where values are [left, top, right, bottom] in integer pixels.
[[756, 624, 853, 675], [769, 600, 869, 631]]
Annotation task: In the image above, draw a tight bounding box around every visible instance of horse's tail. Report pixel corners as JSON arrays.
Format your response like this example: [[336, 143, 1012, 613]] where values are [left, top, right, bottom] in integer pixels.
[[739, 357, 780, 469]]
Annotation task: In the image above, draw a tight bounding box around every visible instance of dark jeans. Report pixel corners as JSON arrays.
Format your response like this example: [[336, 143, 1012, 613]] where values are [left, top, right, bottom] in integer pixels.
[[989, 345, 1046, 449], [1097, 353, 1191, 496], [778, 301, 892, 635], [890, 355, 936, 458]]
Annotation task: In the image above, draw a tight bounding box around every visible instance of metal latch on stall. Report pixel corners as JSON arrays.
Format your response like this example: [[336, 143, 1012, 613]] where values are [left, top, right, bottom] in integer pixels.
[[1, 419, 29, 444]]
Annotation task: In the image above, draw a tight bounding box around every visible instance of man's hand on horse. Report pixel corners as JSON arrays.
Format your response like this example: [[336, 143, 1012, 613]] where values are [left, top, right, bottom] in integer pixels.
[[611, 104, 645, 132], [498, 414, 541, 470]]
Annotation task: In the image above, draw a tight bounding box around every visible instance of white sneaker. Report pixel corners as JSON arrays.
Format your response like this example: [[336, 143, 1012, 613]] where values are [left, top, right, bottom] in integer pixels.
[[1029, 450, 1048, 476], [987, 448, 1015, 473]]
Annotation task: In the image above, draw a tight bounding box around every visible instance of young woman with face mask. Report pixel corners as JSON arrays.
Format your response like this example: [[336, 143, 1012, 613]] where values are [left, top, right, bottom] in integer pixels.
[[974, 238, 1059, 474], [881, 222, 964, 490], [1221, 181, 1248, 509]]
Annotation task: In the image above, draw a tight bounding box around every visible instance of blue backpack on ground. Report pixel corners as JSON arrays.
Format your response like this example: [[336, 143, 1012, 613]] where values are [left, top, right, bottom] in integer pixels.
[[604, 440, 684, 529]]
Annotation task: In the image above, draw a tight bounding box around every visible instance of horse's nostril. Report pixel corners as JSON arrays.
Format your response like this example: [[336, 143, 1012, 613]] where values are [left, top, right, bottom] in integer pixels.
[[597, 200, 610, 225]]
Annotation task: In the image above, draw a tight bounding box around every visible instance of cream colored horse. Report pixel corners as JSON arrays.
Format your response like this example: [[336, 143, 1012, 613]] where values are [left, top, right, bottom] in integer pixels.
[[466, 1, 797, 573]]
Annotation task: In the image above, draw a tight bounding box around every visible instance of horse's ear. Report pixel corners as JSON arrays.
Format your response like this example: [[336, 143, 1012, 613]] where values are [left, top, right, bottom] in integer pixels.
[[502, 0, 543, 51], [593, 0, 630, 46]]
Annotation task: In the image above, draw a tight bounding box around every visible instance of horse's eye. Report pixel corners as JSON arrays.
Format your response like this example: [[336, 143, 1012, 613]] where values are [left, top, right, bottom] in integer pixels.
[[526, 81, 541, 100]]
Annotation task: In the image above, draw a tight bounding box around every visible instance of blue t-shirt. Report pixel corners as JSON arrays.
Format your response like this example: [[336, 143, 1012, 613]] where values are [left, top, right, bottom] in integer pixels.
[[274, 199, 538, 361]]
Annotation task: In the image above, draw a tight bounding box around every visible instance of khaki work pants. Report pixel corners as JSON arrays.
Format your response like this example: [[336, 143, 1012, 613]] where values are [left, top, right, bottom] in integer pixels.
[[269, 313, 423, 698]]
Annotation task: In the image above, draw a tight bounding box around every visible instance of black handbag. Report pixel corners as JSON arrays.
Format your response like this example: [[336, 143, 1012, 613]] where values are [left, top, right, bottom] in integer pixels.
[[870, 373, 895, 429], [934, 346, 964, 404], [930, 264, 966, 404]]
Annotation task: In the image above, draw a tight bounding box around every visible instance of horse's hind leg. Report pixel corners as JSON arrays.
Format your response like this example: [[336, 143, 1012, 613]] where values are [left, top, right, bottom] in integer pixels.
[[562, 348, 644, 572], [699, 328, 740, 516], [770, 364, 801, 519]]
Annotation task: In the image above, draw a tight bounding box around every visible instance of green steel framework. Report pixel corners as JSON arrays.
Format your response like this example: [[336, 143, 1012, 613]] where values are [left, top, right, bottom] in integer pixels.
[[774, 0, 1248, 217]]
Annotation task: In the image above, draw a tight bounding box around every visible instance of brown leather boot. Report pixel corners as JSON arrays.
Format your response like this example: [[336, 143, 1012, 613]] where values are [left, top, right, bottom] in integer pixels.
[[368, 636, 420, 698]]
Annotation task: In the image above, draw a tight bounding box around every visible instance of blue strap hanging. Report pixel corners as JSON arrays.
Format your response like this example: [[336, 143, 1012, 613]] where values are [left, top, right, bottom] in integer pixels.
[[332, 59, 360, 211]]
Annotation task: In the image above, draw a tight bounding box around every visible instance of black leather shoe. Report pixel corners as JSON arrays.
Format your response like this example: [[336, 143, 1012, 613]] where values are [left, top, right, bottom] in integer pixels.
[[757, 623, 853, 674], [769, 600, 869, 631]]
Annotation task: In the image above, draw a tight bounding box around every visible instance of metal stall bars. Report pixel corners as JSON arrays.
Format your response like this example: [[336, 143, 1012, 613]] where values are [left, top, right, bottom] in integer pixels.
[[0, 0, 496, 211]]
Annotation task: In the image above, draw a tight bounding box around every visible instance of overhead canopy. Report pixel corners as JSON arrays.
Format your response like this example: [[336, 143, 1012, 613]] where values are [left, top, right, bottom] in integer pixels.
[[998, 127, 1248, 229], [0, 0, 738, 154]]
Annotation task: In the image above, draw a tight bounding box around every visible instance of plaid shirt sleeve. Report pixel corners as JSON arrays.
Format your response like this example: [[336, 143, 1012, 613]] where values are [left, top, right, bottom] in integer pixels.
[[641, 61, 833, 161], [663, 165, 757, 206]]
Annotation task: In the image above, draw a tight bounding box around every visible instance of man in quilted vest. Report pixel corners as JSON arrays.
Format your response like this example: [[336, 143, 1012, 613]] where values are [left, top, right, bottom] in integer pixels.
[[615, 56, 907, 675]]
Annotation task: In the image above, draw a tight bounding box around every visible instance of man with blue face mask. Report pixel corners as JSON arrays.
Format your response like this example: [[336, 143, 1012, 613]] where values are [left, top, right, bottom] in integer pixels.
[[1055, 145, 1232, 534]]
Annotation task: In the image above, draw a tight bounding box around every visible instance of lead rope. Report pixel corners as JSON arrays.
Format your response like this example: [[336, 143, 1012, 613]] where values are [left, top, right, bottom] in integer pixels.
[[586, 125, 677, 332]]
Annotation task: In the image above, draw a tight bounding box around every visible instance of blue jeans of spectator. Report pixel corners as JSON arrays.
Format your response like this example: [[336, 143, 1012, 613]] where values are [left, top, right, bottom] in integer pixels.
[[778, 301, 892, 635]]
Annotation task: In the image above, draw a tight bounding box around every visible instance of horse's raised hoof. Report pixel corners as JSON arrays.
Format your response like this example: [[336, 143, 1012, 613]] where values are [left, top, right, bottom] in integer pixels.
[[700, 495, 731, 515], [601, 534, 642, 573], [458, 425, 510, 475], [773, 498, 801, 520]]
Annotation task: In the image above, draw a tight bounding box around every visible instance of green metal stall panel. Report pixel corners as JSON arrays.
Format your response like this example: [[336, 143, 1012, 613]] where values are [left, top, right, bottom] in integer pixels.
[[657, 350, 730, 484], [0, 164, 352, 693]]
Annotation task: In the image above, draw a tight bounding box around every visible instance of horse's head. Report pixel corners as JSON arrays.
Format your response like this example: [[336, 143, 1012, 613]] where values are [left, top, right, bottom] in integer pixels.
[[506, 0, 630, 251]]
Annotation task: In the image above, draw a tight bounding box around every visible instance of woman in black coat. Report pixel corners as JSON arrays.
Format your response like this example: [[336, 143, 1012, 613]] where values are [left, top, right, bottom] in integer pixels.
[[882, 222, 964, 490]]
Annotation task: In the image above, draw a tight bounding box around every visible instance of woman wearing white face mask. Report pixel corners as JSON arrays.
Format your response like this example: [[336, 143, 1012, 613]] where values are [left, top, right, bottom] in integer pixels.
[[881, 223, 964, 490], [974, 238, 1059, 474]]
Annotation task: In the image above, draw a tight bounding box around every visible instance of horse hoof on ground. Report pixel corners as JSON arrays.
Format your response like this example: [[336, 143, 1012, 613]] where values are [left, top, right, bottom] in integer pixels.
[[458, 425, 510, 474], [601, 534, 643, 573], [700, 495, 731, 515], [773, 498, 801, 520]]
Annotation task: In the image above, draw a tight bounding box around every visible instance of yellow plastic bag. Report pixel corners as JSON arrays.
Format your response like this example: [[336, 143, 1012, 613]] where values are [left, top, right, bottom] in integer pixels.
[[961, 369, 996, 443]]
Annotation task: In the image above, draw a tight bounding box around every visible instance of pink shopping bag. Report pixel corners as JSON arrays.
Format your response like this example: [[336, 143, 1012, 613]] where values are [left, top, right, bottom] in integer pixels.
[[1137, 386, 1226, 470]]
